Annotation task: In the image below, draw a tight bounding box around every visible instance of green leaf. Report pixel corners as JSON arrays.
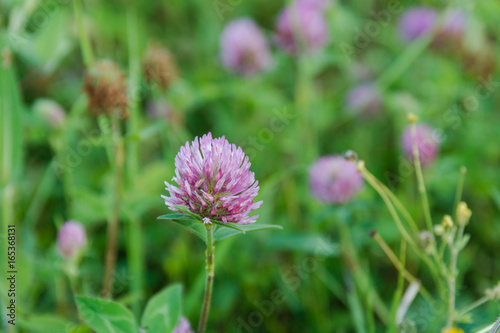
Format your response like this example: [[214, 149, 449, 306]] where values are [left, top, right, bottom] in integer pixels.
[[173, 205, 203, 221], [458, 234, 471, 250], [211, 220, 244, 232], [157, 213, 207, 244], [17, 314, 72, 332], [75, 296, 138, 333], [214, 224, 282, 241], [141, 284, 182, 333]]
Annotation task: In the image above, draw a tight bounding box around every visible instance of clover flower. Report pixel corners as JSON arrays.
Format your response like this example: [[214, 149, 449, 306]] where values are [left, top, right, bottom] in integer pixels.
[[83, 60, 128, 118], [220, 18, 272, 76], [275, 1, 328, 54], [399, 7, 438, 42], [402, 124, 439, 167], [58, 221, 87, 260], [162, 133, 262, 225], [345, 83, 383, 117], [309, 155, 364, 204], [143, 43, 179, 90]]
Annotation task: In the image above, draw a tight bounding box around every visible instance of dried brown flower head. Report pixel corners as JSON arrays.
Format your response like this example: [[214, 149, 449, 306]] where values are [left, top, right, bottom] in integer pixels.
[[142, 43, 179, 91], [83, 60, 128, 118]]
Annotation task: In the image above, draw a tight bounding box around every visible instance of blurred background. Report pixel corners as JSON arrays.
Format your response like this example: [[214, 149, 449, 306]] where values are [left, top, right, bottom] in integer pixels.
[[1, 0, 500, 332]]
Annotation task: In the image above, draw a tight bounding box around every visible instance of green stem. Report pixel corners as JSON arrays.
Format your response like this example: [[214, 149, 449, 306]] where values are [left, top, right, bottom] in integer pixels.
[[359, 165, 444, 291], [197, 225, 215, 333], [410, 122, 434, 233], [372, 232, 433, 303], [102, 114, 124, 298], [446, 247, 458, 329], [73, 0, 94, 67], [456, 296, 489, 319], [339, 222, 389, 325], [453, 167, 467, 222], [388, 240, 407, 333], [377, 37, 432, 90]]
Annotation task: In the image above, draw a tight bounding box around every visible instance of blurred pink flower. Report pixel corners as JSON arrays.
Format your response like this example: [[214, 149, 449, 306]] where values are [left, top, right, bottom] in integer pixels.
[[346, 83, 382, 117], [173, 317, 194, 333], [402, 124, 439, 166], [162, 133, 262, 225], [220, 18, 272, 76], [275, 1, 328, 54], [309, 155, 364, 204], [399, 7, 438, 41], [58, 221, 87, 260]]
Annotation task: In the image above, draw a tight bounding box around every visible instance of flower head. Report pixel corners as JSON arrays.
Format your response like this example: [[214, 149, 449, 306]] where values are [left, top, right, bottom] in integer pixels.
[[399, 7, 438, 42], [143, 43, 179, 90], [162, 133, 262, 225], [275, 1, 328, 55], [220, 18, 272, 76], [456, 202, 472, 226], [345, 83, 383, 117], [309, 155, 364, 204], [173, 317, 194, 333], [58, 221, 87, 260], [402, 124, 439, 166], [83, 60, 128, 118]]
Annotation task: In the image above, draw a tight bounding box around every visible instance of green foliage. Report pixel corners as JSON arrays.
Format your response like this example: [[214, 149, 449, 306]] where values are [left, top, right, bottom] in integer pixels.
[[141, 284, 182, 333], [75, 297, 138, 333]]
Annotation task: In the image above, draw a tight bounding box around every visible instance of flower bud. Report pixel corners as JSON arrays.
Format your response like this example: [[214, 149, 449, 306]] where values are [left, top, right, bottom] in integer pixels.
[[456, 202, 472, 226], [58, 221, 87, 260], [442, 215, 453, 229], [143, 43, 179, 90], [418, 231, 435, 254], [434, 224, 445, 236], [83, 60, 128, 118]]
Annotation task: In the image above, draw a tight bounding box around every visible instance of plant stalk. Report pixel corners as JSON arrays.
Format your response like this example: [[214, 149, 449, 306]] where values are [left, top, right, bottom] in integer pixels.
[[197, 225, 215, 333], [102, 114, 124, 298]]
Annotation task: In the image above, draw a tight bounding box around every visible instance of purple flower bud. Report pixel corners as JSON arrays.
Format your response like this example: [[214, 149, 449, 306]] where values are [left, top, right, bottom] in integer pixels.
[[220, 18, 272, 76], [399, 7, 438, 42], [309, 155, 364, 204], [58, 221, 87, 260], [402, 124, 439, 167], [346, 83, 382, 117], [275, 1, 328, 55], [162, 133, 263, 225], [173, 317, 194, 333], [34, 99, 66, 128]]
